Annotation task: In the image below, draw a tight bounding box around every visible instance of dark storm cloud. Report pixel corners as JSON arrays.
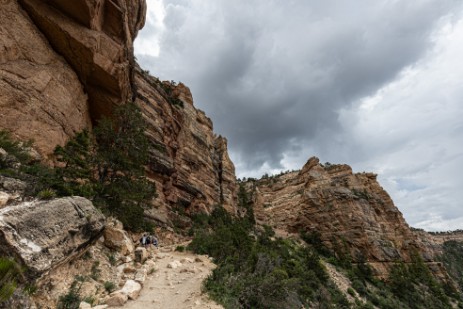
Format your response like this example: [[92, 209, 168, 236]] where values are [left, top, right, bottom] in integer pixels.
[[136, 0, 461, 174]]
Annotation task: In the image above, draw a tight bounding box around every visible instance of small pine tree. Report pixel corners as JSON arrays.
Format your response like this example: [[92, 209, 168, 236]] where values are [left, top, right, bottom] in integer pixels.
[[54, 130, 94, 197], [93, 103, 156, 230]]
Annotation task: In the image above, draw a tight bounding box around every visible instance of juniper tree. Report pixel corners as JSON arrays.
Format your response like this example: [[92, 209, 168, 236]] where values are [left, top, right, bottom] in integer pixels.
[[53, 103, 156, 231]]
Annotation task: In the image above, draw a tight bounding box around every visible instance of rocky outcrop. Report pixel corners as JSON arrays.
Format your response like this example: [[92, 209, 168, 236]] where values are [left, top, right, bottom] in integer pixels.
[[0, 196, 105, 278], [250, 157, 437, 276], [103, 225, 134, 256], [18, 0, 146, 120], [135, 69, 237, 219], [0, 0, 91, 156], [0, 175, 27, 208], [1, 0, 146, 156]]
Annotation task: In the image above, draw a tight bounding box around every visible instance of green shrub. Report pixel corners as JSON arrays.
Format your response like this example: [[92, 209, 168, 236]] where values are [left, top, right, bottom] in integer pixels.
[[37, 188, 57, 200], [0, 131, 32, 167], [300, 230, 331, 257], [90, 262, 101, 281], [103, 281, 116, 293], [107, 254, 117, 266], [82, 296, 95, 306], [347, 287, 355, 296], [352, 279, 367, 296], [57, 280, 82, 309], [188, 210, 347, 309], [0, 257, 24, 302], [175, 246, 185, 252]]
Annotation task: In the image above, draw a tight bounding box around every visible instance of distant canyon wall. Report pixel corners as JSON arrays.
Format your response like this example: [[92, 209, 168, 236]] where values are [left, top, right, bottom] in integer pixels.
[[249, 157, 449, 277]]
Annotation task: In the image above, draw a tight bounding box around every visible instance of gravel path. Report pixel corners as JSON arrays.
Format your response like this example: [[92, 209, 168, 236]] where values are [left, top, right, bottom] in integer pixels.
[[122, 248, 223, 309]]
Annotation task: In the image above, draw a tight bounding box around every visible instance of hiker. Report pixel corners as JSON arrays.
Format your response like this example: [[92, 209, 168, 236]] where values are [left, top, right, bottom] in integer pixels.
[[151, 235, 159, 248], [140, 233, 147, 247]]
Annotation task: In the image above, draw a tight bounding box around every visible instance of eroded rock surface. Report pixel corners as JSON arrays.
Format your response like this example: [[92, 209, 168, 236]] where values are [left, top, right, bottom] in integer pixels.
[[250, 157, 439, 276], [0, 0, 91, 156], [0, 196, 105, 277], [18, 0, 146, 120], [1, 0, 238, 218], [135, 69, 237, 219]]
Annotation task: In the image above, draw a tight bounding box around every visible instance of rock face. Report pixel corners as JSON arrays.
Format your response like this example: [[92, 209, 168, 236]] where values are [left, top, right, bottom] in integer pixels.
[[0, 0, 91, 156], [135, 69, 237, 217], [250, 157, 437, 276], [0, 175, 27, 208], [0, 0, 237, 217], [0, 196, 105, 277], [18, 0, 146, 120]]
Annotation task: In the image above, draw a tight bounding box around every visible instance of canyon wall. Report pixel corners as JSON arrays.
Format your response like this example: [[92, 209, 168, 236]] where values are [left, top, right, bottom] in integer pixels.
[[0, 0, 91, 156], [0, 0, 237, 219], [249, 157, 445, 276], [134, 68, 237, 222]]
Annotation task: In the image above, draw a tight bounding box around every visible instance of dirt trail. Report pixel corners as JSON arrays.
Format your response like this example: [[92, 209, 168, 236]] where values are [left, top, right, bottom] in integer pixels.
[[122, 246, 223, 309]]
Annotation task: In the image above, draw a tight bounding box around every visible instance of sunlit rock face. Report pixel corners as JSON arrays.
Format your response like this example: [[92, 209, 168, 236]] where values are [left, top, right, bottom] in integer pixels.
[[18, 0, 146, 120], [0, 0, 91, 157], [250, 157, 444, 277]]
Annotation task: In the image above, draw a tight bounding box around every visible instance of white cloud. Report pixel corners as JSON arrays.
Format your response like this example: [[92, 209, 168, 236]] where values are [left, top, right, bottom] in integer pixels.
[[134, 0, 165, 56], [336, 15, 463, 230]]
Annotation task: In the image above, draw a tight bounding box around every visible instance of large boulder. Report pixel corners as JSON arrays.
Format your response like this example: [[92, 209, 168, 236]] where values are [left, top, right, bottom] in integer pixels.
[[0, 196, 105, 277], [0, 175, 27, 208], [103, 226, 134, 256], [106, 291, 128, 307], [120, 279, 142, 300]]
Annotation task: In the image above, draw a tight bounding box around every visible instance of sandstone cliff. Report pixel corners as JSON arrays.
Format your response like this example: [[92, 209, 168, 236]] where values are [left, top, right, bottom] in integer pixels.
[[0, 0, 237, 219], [0, 0, 91, 156], [134, 69, 237, 222], [249, 157, 444, 276]]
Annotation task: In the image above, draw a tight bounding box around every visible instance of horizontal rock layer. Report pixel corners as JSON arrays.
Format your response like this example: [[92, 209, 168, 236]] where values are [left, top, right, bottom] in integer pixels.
[[135, 68, 237, 219]]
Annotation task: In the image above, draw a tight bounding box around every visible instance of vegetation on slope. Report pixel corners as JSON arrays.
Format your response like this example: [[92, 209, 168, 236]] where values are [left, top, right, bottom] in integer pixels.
[[185, 184, 462, 309], [0, 103, 156, 231], [442, 241, 463, 294], [0, 258, 24, 302], [187, 186, 349, 308], [188, 207, 349, 308]]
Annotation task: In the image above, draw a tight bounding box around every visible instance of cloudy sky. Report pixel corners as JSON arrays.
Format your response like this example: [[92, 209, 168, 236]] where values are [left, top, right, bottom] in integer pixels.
[[135, 0, 463, 231]]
